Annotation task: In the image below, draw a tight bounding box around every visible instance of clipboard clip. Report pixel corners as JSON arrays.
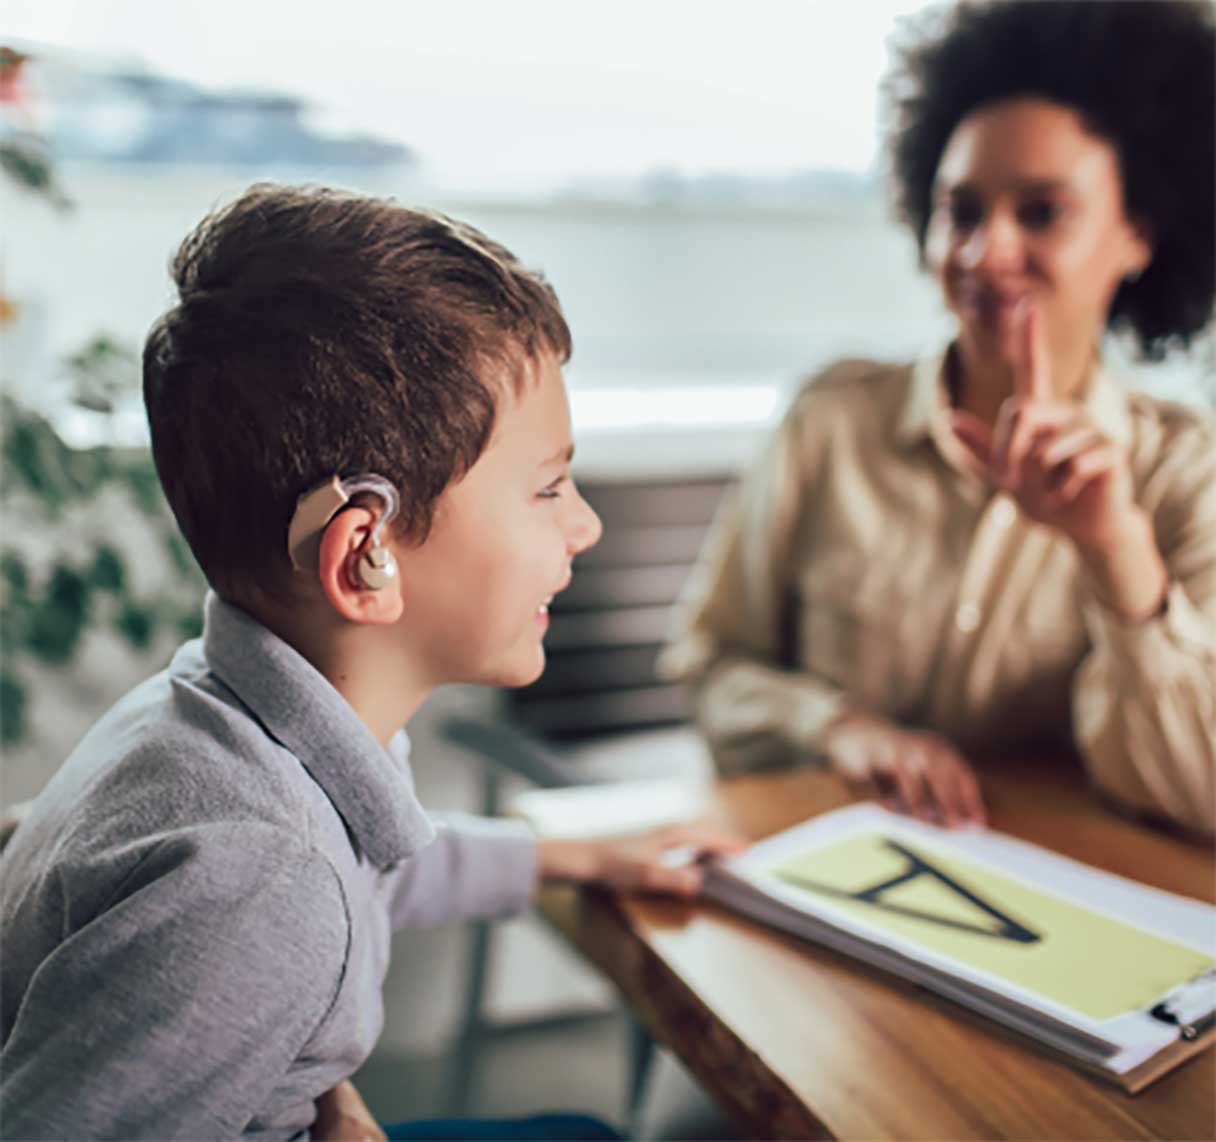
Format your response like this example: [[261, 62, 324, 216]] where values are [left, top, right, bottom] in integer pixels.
[[1149, 966, 1216, 1041]]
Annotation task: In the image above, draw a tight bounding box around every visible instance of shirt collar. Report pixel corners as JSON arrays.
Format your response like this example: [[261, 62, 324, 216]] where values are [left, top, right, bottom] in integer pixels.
[[201, 591, 435, 868], [895, 340, 1135, 454]]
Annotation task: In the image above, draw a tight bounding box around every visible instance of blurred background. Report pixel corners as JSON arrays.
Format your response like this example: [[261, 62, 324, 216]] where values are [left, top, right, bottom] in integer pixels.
[[2, 0, 1212, 1129]]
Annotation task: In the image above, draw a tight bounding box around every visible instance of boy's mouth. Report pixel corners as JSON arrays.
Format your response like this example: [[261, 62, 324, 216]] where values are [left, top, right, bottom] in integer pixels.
[[535, 568, 572, 627]]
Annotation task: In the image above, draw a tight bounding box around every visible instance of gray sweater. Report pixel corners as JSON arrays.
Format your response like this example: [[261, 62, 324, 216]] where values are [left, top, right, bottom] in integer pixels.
[[0, 593, 538, 1140]]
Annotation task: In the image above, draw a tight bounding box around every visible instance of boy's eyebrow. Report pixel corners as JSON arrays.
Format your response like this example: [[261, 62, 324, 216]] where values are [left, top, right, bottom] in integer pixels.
[[540, 444, 575, 467]]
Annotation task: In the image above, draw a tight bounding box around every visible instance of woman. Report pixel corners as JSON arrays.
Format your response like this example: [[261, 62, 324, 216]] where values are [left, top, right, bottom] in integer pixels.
[[663, 0, 1215, 832]]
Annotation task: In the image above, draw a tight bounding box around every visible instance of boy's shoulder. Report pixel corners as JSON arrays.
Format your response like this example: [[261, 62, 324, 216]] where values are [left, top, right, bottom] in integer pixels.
[[78, 640, 320, 826], [2, 638, 347, 928]]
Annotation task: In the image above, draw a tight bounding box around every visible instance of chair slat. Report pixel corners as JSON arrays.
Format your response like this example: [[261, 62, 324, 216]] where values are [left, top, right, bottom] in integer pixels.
[[513, 684, 690, 739], [557, 565, 693, 612]]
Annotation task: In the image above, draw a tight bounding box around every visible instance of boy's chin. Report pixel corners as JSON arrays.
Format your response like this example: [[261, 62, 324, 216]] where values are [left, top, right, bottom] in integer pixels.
[[483, 650, 546, 690]]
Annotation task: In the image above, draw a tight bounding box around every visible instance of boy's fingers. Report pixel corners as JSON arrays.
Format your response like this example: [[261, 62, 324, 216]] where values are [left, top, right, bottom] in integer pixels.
[[640, 862, 703, 896], [655, 823, 749, 856]]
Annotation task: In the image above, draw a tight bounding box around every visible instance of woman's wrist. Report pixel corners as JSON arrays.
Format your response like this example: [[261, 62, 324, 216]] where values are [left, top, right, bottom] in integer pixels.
[[1075, 508, 1168, 622]]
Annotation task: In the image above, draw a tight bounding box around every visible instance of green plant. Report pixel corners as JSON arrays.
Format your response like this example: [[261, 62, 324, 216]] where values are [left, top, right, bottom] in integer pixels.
[[65, 336, 138, 414], [0, 399, 206, 746]]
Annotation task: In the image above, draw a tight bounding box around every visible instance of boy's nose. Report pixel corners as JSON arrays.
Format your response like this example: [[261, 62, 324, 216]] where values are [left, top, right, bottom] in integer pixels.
[[568, 493, 602, 556]]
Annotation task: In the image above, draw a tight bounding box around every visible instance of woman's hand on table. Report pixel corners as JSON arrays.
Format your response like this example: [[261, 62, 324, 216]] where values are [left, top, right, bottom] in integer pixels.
[[538, 823, 749, 897], [951, 305, 1167, 620], [823, 710, 987, 828]]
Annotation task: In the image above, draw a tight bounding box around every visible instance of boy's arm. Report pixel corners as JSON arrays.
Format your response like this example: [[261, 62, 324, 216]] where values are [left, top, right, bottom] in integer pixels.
[[383, 813, 538, 928], [537, 824, 748, 895], [384, 815, 747, 929], [1, 823, 348, 1140]]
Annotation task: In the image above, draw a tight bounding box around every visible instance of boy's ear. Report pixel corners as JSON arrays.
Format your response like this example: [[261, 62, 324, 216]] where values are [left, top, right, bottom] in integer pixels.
[[316, 507, 404, 625]]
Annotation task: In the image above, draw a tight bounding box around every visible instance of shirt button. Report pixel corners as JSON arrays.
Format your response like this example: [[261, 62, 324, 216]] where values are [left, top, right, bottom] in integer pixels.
[[991, 499, 1017, 529], [956, 601, 982, 632]]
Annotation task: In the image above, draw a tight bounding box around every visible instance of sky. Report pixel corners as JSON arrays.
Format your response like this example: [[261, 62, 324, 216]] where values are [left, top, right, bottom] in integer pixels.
[[3, 0, 932, 191]]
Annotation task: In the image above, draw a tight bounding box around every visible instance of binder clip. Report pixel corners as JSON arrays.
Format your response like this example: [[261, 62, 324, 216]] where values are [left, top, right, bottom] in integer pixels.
[[1149, 966, 1216, 1041]]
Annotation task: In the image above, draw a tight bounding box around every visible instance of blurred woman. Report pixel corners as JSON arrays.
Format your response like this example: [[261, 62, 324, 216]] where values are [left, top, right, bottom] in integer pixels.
[[663, 0, 1215, 832]]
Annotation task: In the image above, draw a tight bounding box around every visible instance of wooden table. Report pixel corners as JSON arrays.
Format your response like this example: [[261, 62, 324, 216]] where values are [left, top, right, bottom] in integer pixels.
[[535, 756, 1216, 1139]]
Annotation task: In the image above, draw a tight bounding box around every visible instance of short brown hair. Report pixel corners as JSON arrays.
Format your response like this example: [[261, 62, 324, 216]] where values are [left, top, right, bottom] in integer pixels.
[[143, 183, 571, 601]]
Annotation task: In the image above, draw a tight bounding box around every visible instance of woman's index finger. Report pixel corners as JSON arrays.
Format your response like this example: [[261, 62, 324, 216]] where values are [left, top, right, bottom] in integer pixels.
[[1017, 303, 1052, 401]]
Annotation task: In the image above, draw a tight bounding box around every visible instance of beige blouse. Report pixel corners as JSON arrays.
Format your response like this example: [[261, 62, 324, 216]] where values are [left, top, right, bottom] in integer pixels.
[[661, 350, 1216, 832]]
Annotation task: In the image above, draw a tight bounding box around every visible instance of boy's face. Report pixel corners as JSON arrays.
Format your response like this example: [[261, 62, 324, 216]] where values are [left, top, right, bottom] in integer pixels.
[[394, 352, 602, 688]]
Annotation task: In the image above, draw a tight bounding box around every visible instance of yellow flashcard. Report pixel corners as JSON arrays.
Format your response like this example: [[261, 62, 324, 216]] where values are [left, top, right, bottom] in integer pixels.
[[769, 833, 1214, 1020]]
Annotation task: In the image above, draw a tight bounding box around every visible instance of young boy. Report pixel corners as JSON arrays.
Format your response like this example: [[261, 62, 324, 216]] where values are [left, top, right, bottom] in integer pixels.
[[0, 185, 743, 1140]]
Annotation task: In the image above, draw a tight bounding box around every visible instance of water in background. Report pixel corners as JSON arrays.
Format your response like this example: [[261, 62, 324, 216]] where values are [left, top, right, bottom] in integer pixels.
[[1, 160, 1209, 451]]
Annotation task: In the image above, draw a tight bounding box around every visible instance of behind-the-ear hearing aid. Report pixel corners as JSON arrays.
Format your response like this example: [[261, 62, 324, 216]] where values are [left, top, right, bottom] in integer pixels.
[[287, 472, 400, 590]]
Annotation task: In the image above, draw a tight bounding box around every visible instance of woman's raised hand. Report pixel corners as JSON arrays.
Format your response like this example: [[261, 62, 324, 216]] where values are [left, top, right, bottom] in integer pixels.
[[950, 305, 1137, 553], [950, 304, 1168, 620]]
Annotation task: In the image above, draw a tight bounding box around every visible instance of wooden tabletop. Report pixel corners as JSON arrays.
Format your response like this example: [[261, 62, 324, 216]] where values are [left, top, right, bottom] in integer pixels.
[[536, 755, 1216, 1140]]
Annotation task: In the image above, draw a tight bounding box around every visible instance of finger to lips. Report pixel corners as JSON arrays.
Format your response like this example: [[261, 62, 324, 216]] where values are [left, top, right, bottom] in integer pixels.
[[997, 305, 1055, 484], [1017, 303, 1052, 402], [992, 400, 1072, 489]]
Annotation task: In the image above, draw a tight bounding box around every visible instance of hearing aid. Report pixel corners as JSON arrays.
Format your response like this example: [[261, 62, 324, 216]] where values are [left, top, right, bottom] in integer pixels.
[[287, 473, 400, 590]]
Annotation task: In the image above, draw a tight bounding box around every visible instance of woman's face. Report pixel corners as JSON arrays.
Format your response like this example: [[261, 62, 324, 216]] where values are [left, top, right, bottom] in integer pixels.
[[925, 97, 1151, 374]]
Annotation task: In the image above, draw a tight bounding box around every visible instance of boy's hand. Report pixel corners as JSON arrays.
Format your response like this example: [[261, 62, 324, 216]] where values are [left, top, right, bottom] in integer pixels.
[[538, 823, 748, 896], [312, 1079, 385, 1142]]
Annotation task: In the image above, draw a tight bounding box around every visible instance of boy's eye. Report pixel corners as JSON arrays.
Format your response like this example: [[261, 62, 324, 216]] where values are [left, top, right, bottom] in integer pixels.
[[537, 476, 567, 500]]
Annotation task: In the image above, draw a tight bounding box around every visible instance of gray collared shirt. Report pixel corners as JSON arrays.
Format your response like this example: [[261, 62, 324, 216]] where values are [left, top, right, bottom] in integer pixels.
[[0, 593, 538, 1140]]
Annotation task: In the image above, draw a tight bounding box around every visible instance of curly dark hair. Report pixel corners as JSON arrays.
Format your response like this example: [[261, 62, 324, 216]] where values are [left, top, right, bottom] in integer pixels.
[[883, 0, 1215, 360]]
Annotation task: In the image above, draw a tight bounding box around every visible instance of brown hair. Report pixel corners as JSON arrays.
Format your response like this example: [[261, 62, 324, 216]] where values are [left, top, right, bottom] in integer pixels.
[[143, 183, 571, 601]]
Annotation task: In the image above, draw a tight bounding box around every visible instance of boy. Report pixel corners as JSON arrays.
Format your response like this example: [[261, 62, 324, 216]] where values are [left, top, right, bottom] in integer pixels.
[[0, 185, 743, 1140]]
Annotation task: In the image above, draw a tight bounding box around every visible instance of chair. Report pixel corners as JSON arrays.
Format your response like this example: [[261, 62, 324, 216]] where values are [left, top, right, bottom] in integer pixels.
[[440, 471, 735, 1122]]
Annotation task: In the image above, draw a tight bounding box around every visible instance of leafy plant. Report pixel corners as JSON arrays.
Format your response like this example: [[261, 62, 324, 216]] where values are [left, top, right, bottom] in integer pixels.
[[0, 399, 207, 746]]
